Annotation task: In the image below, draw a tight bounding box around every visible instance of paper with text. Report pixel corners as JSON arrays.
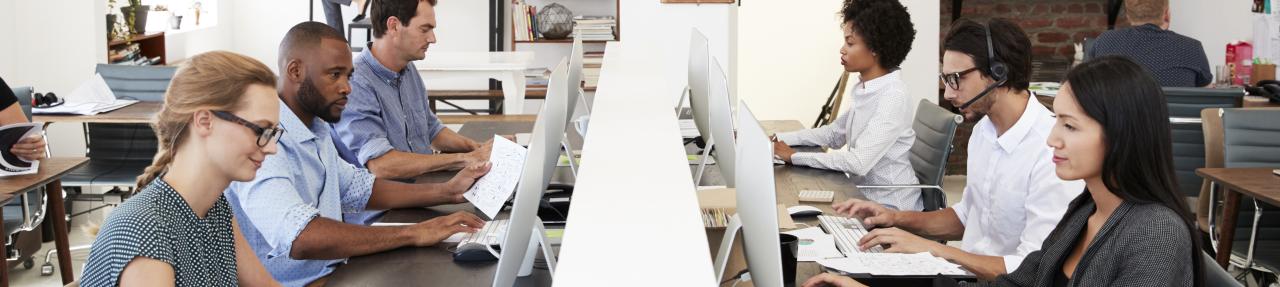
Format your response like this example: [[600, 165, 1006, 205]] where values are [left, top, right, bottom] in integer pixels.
[[818, 252, 968, 276], [465, 135, 528, 218]]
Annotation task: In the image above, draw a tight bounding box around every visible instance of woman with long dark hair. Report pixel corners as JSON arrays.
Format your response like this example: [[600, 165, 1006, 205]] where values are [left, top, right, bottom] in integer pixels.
[[804, 56, 1202, 287]]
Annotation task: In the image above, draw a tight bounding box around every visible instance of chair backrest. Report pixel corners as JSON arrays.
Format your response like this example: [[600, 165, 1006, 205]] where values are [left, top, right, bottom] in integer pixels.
[[88, 64, 175, 162], [1164, 87, 1244, 198], [1196, 108, 1224, 232], [10, 86, 33, 120], [910, 99, 962, 211], [1222, 109, 1280, 168], [95, 64, 177, 101]]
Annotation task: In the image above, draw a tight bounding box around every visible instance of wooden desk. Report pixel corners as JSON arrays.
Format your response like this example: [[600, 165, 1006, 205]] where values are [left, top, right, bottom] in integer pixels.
[[1197, 168, 1280, 268], [326, 120, 571, 286], [32, 101, 160, 124], [0, 157, 88, 286]]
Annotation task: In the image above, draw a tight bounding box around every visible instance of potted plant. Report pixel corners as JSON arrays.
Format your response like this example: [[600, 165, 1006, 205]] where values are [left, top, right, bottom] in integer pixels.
[[106, 0, 118, 40], [120, 0, 150, 35]]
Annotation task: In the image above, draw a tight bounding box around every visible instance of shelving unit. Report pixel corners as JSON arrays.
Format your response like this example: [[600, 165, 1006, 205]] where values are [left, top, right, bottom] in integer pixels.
[[107, 32, 167, 66], [509, 0, 619, 91]]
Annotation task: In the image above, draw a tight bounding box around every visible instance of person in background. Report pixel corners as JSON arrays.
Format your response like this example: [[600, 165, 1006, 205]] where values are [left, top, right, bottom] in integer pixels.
[[1086, 0, 1211, 87], [0, 76, 47, 161]]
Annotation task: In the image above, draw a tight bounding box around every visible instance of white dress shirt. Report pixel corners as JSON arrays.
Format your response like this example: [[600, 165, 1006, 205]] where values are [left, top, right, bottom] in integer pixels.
[[951, 95, 1085, 272], [776, 70, 922, 211]]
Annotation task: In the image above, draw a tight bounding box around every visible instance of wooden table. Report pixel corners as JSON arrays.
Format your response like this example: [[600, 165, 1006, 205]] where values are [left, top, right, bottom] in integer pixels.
[[0, 157, 88, 286], [1197, 167, 1280, 268], [326, 120, 560, 286], [32, 101, 159, 124]]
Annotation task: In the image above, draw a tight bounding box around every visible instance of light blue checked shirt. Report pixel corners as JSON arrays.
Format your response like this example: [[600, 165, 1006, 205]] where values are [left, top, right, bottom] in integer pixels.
[[336, 48, 446, 167], [224, 99, 377, 287]]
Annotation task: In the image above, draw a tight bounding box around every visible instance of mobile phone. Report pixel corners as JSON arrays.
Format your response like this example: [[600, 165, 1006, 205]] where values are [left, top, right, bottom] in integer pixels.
[[1274, 169, 1280, 176]]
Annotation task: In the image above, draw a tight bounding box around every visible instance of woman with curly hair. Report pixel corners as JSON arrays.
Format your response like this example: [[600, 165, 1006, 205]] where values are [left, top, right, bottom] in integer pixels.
[[772, 0, 922, 211]]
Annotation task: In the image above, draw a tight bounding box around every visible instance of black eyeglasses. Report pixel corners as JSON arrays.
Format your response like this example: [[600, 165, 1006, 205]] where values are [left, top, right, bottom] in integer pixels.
[[939, 67, 981, 90], [211, 111, 285, 147]]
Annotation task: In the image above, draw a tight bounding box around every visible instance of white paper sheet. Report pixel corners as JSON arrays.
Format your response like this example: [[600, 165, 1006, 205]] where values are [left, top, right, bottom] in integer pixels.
[[33, 73, 139, 115], [817, 252, 968, 276], [679, 119, 699, 138], [464, 135, 528, 219], [784, 227, 843, 261]]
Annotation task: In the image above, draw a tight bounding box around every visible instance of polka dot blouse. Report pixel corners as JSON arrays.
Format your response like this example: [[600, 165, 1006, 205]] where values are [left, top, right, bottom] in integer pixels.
[[82, 178, 238, 286]]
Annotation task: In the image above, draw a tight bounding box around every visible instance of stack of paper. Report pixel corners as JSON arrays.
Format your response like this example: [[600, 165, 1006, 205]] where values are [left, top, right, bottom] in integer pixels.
[[463, 135, 528, 218], [573, 16, 616, 41], [817, 252, 969, 276], [33, 73, 138, 116]]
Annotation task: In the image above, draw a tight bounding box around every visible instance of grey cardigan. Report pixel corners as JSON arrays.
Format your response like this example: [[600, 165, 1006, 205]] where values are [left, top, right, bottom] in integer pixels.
[[969, 192, 1195, 287]]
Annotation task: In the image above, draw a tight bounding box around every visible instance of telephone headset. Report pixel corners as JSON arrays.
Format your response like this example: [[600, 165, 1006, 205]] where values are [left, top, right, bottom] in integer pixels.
[[957, 22, 1009, 110], [1245, 79, 1280, 103], [32, 91, 63, 108]]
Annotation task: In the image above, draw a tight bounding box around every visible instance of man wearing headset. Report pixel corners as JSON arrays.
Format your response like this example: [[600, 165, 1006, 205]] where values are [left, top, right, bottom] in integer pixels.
[[831, 19, 1084, 280]]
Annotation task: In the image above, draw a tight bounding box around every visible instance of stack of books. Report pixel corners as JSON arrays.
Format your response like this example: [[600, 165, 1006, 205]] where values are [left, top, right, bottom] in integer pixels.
[[582, 52, 604, 89], [108, 43, 161, 66], [512, 1, 539, 41], [572, 16, 616, 41]]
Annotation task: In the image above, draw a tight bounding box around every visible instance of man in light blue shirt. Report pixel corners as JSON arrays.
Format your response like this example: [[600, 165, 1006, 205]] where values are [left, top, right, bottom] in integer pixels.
[[336, 0, 491, 182], [225, 22, 489, 286]]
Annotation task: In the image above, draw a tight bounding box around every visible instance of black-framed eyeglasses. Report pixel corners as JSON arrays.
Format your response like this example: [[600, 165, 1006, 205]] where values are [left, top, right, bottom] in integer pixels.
[[211, 111, 285, 147], [939, 67, 981, 90]]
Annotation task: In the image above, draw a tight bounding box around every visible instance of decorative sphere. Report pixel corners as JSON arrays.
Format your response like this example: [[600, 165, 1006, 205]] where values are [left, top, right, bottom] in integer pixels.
[[537, 3, 574, 40]]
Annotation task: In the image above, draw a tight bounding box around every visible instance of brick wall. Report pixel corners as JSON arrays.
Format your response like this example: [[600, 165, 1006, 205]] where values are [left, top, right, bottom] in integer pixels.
[[940, 0, 1123, 61], [938, 0, 1117, 175]]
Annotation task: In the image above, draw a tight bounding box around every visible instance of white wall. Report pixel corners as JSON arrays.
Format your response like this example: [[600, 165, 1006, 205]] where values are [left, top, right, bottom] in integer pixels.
[[1170, 0, 1251, 75], [736, 0, 939, 123], [164, 0, 234, 64], [0, 0, 15, 78], [9, 0, 109, 157], [619, 1, 734, 103]]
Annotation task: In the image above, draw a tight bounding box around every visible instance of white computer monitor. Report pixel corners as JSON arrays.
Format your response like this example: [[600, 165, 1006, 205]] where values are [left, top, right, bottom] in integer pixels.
[[492, 59, 571, 287], [712, 101, 785, 287], [562, 38, 587, 175], [687, 28, 712, 140], [707, 58, 736, 187]]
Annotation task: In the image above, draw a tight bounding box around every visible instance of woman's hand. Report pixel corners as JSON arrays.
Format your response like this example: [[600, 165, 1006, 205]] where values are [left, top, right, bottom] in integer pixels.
[[10, 134, 46, 161]]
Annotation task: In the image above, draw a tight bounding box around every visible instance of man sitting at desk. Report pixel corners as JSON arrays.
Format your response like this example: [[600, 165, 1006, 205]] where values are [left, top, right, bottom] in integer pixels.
[[335, 0, 491, 181], [834, 19, 1084, 280], [1086, 0, 1211, 87], [225, 22, 490, 287]]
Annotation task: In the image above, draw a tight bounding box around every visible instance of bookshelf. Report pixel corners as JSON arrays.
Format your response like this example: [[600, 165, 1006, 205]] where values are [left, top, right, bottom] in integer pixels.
[[509, 0, 618, 92], [107, 32, 167, 66]]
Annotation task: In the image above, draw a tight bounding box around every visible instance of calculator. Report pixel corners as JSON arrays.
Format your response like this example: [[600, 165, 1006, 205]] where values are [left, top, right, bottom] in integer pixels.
[[799, 190, 836, 203]]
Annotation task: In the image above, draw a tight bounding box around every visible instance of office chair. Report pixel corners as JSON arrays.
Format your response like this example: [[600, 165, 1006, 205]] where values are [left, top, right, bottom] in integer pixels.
[[42, 64, 175, 276], [856, 100, 962, 212], [4, 85, 49, 271], [1211, 108, 1280, 279], [1164, 87, 1244, 200]]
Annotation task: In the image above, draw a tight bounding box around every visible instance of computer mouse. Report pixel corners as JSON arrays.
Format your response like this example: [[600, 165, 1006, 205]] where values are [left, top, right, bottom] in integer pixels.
[[787, 205, 823, 217], [452, 243, 499, 262]]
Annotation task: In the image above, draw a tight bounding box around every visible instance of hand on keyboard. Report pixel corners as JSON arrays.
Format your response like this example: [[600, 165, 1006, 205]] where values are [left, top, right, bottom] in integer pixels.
[[410, 211, 486, 246], [831, 198, 897, 228], [856, 227, 945, 256]]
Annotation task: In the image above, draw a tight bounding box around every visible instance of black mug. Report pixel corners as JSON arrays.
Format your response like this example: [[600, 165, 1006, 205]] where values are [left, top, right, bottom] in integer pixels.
[[780, 233, 799, 286]]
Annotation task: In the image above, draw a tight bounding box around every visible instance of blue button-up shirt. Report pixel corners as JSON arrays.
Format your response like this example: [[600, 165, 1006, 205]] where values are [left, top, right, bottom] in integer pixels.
[[336, 48, 446, 167], [224, 100, 377, 287]]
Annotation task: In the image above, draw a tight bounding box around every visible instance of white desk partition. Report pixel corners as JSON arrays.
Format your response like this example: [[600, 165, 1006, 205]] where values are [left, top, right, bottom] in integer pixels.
[[553, 42, 717, 286], [352, 51, 536, 114]]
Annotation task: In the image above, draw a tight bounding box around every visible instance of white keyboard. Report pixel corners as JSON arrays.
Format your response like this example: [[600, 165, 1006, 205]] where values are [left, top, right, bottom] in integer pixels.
[[457, 219, 509, 247], [818, 215, 883, 256], [799, 190, 835, 203]]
